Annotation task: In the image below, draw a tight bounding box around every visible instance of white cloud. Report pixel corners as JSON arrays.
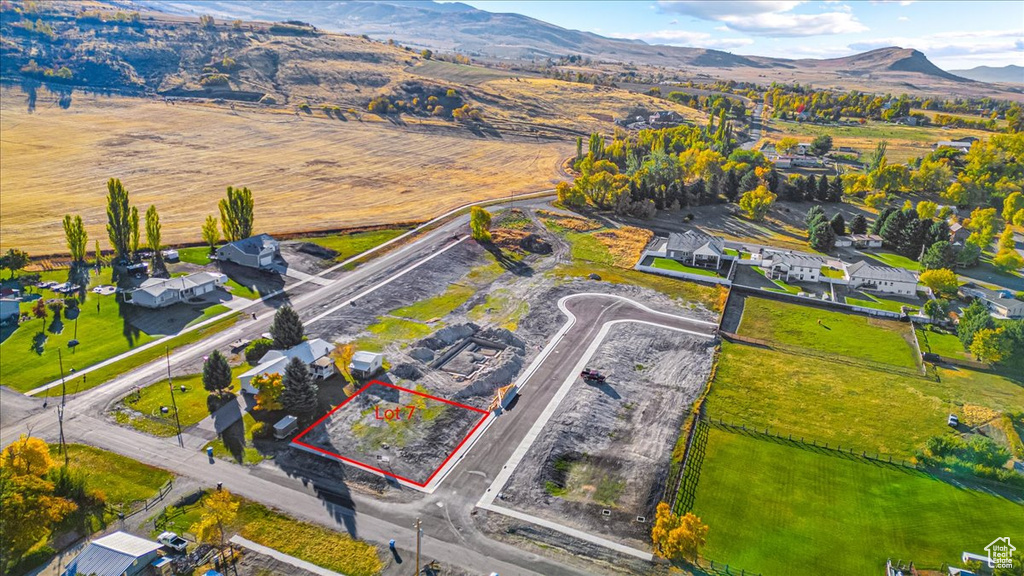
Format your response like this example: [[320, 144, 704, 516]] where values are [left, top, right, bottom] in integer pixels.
[[610, 29, 755, 50], [848, 29, 1024, 68], [656, 0, 867, 37], [897, 16, 909, 21]]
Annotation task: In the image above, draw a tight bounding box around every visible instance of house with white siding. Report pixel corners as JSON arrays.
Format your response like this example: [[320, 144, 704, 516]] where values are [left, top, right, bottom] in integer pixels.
[[215, 234, 280, 270], [128, 272, 227, 308], [845, 261, 918, 296], [239, 338, 335, 394], [760, 252, 825, 283], [666, 231, 726, 269]]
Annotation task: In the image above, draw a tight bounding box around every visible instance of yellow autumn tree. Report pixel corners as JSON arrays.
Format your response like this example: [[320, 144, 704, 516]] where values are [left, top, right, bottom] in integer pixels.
[[251, 373, 283, 411], [470, 207, 492, 242], [1, 435, 54, 477], [191, 489, 239, 550], [738, 185, 776, 221], [332, 343, 356, 384], [651, 502, 709, 563], [970, 328, 1010, 363]]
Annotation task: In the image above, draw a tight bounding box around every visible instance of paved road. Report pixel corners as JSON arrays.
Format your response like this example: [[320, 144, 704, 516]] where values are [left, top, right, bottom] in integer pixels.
[[741, 102, 764, 150], [2, 223, 717, 575]]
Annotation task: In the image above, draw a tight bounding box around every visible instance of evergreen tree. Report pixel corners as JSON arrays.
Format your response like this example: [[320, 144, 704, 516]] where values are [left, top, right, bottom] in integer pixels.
[[850, 214, 868, 234], [816, 175, 830, 202], [281, 357, 319, 419], [705, 173, 720, 204], [958, 300, 994, 348], [809, 221, 836, 252], [805, 205, 825, 228], [766, 168, 780, 195], [738, 170, 759, 194], [202, 350, 232, 393], [828, 175, 844, 202], [879, 209, 909, 249], [925, 220, 951, 248], [805, 175, 818, 202], [722, 169, 740, 202], [872, 207, 896, 235], [829, 213, 846, 236], [270, 306, 304, 349], [904, 216, 929, 258], [921, 241, 957, 270]]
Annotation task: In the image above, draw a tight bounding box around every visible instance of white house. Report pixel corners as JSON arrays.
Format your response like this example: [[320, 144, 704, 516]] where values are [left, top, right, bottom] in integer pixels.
[[129, 272, 227, 308], [62, 531, 163, 576], [350, 351, 384, 378], [666, 231, 726, 269], [215, 234, 280, 270], [761, 252, 824, 283], [838, 234, 884, 249], [795, 142, 813, 155], [239, 338, 334, 394], [0, 298, 19, 326], [934, 140, 973, 153], [845, 260, 918, 296], [961, 285, 1024, 319]]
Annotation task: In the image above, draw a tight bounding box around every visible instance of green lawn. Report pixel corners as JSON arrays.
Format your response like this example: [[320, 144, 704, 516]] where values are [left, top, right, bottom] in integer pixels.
[[58, 444, 173, 506], [752, 266, 801, 294], [649, 257, 722, 277], [738, 297, 917, 367], [820, 266, 844, 279], [117, 365, 248, 436], [223, 278, 260, 300], [391, 284, 476, 322], [42, 313, 240, 397], [845, 293, 918, 314], [916, 327, 970, 361], [354, 317, 435, 352], [1, 268, 160, 392], [299, 228, 409, 262], [866, 251, 922, 271], [550, 263, 727, 312], [692, 427, 1024, 576], [566, 231, 615, 265], [708, 343, 952, 457], [175, 246, 213, 265]]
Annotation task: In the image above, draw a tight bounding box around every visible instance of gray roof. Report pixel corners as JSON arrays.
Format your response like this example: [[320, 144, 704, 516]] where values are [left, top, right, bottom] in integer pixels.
[[846, 260, 918, 283], [767, 252, 824, 269], [666, 231, 724, 255], [240, 338, 332, 382], [137, 272, 226, 297], [63, 532, 161, 576], [224, 234, 278, 256]]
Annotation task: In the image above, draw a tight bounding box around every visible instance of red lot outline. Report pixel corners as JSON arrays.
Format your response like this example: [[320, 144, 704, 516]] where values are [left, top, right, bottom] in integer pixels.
[[292, 380, 490, 488]]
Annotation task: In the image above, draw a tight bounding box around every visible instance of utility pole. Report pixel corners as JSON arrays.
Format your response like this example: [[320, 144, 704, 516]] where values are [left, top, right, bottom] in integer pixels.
[[166, 347, 184, 448], [56, 350, 68, 467], [414, 517, 422, 576]]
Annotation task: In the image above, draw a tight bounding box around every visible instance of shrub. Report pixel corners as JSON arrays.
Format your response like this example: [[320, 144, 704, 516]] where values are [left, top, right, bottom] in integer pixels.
[[250, 421, 270, 439], [246, 338, 274, 365]]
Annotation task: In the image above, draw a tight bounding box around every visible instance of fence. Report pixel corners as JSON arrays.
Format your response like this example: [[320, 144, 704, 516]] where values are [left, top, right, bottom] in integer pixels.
[[730, 283, 904, 320], [635, 261, 734, 287], [105, 479, 173, 521], [153, 496, 203, 531]]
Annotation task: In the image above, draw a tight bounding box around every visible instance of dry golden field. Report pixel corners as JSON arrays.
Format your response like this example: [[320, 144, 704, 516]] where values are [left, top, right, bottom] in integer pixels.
[[0, 87, 569, 254]]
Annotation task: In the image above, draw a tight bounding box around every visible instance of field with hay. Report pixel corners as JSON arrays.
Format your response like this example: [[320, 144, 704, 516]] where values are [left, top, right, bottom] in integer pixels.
[[0, 87, 568, 254]]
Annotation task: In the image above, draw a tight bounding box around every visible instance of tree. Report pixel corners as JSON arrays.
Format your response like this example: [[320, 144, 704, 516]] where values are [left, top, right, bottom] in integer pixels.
[[957, 241, 982, 267], [0, 248, 30, 279], [1, 435, 54, 477], [219, 186, 255, 241], [958, 299, 994, 348], [62, 215, 88, 263], [923, 298, 950, 323], [651, 502, 708, 562], [129, 206, 140, 259], [1003, 191, 1024, 224], [965, 207, 997, 250], [997, 228, 1016, 253], [145, 205, 161, 257], [867, 140, 888, 172], [809, 135, 833, 157], [281, 357, 319, 418], [555, 181, 585, 207], [105, 178, 132, 261], [420, 48, 432, 59], [910, 159, 953, 195], [871, 207, 896, 235], [925, 220, 951, 249], [849, 214, 868, 234], [190, 489, 238, 559], [32, 299, 47, 327], [469, 206, 492, 242], [332, 342, 356, 384], [829, 213, 845, 236], [252, 372, 284, 411], [270, 306, 304, 349], [202, 350, 232, 393], [970, 328, 1010, 363], [244, 338, 274, 365], [805, 205, 825, 229], [738, 185, 776, 221], [202, 215, 220, 254], [994, 249, 1024, 272], [809, 220, 836, 252], [776, 137, 798, 155], [916, 200, 938, 220], [921, 241, 957, 270], [919, 269, 958, 297]]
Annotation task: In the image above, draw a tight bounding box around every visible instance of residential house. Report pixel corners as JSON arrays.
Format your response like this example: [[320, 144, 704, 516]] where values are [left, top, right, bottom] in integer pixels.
[[350, 351, 384, 378], [62, 531, 163, 576], [666, 231, 726, 269], [949, 221, 971, 245], [795, 142, 813, 155], [239, 338, 335, 394], [961, 285, 1024, 319], [214, 234, 280, 270], [837, 234, 884, 249], [0, 298, 19, 326], [845, 260, 918, 296], [128, 272, 227, 309], [761, 252, 825, 283], [772, 156, 793, 169], [648, 110, 683, 126], [934, 140, 973, 153]]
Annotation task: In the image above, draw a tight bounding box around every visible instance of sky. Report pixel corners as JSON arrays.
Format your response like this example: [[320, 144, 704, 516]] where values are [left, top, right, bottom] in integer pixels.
[[457, 1, 1024, 70]]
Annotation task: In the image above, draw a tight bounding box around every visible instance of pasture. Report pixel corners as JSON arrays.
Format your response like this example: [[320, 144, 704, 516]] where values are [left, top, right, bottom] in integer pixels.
[[0, 88, 568, 254], [691, 427, 1024, 576], [737, 296, 918, 367]]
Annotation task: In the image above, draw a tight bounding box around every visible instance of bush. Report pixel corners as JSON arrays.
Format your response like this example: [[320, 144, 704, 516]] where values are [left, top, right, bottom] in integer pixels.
[[245, 338, 274, 365], [250, 421, 270, 439]]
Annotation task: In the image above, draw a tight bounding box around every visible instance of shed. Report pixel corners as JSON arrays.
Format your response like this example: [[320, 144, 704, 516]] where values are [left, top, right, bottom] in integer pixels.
[[274, 415, 299, 440], [350, 351, 384, 378], [62, 531, 163, 576]]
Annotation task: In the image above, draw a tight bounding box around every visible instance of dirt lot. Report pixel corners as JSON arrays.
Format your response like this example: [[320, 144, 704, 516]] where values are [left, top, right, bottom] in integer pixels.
[[295, 381, 487, 485], [497, 323, 715, 548]]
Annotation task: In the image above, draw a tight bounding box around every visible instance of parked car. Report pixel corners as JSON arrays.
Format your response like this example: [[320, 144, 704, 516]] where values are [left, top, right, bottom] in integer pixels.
[[947, 414, 959, 428], [158, 531, 189, 552]]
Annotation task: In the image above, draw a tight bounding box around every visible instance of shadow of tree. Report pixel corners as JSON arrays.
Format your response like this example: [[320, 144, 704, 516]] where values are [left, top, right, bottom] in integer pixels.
[[31, 331, 47, 355], [47, 317, 64, 335], [483, 245, 533, 277], [220, 419, 246, 464]]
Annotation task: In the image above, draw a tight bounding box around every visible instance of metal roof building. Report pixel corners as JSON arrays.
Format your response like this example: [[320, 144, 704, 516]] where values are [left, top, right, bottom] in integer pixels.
[[62, 531, 163, 576]]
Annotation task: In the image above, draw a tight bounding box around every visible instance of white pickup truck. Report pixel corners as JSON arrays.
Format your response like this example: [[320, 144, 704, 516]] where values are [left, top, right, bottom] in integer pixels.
[[157, 531, 188, 552]]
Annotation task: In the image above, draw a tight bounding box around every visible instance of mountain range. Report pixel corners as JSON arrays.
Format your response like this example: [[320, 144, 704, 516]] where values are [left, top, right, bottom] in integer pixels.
[[948, 65, 1024, 85]]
